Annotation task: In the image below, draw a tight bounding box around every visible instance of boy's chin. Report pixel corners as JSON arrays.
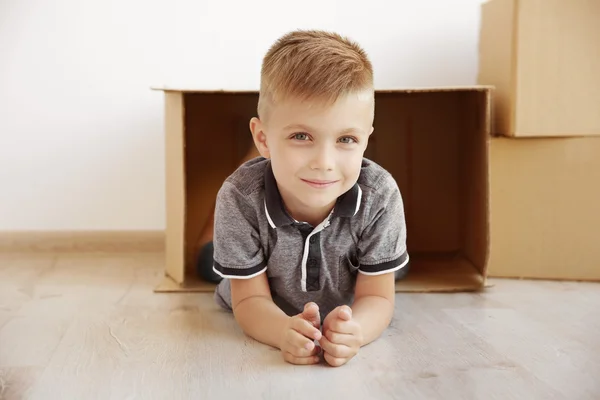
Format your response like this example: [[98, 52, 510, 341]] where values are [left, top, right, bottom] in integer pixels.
[[298, 195, 339, 213]]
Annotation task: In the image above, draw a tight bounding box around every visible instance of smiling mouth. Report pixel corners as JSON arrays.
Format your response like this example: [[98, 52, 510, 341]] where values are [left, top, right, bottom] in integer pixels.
[[301, 179, 339, 188]]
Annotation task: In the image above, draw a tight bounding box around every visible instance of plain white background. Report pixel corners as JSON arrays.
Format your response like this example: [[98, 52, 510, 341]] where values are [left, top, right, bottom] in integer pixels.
[[0, 0, 486, 231]]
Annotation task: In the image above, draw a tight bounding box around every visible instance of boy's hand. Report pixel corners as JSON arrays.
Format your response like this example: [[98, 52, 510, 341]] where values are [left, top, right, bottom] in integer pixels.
[[320, 305, 363, 367], [279, 302, 322, 365]]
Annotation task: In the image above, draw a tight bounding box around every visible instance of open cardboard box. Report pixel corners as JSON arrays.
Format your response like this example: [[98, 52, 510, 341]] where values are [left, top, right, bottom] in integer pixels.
[[152, 86, 492, 293]]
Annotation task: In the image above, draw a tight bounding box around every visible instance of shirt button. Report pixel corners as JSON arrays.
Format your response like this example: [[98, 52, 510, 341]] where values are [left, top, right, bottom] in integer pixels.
[[310, 236, 316, 244]]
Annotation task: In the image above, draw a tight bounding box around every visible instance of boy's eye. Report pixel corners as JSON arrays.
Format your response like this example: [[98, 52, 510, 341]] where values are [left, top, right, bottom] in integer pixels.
[[339, 136, 357, 144], [293, 133, 309, 141]]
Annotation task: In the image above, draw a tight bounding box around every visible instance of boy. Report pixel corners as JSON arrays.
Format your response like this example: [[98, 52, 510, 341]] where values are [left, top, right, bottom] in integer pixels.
[[208, 30, 409, 367]]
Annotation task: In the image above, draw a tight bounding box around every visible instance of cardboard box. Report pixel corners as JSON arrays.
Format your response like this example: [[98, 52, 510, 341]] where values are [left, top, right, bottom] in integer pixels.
[[489, 136, 600, 280], [478, 0, 600, 138], [152, 86, 492, 293]]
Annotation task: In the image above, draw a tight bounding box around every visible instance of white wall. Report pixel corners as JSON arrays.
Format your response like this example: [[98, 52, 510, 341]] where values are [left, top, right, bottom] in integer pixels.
[[0, 0, 486, 231]]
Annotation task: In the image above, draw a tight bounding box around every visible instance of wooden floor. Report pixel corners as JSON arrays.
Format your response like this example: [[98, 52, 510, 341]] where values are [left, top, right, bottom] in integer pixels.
[[0, 252, 599, 399]]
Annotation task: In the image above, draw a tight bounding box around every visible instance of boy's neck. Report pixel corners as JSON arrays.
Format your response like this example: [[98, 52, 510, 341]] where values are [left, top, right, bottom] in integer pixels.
[[283, 199, 335, 228]]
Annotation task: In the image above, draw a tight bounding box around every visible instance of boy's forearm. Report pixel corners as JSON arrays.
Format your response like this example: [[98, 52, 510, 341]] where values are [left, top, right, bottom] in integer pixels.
[[233, 296, 290, 349], [351, 295, 394, 346]]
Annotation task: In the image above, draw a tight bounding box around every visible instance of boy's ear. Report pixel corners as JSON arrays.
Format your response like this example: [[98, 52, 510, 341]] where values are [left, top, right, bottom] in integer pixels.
[[363, 126, 374, 152], [249, 117, 271, 159]]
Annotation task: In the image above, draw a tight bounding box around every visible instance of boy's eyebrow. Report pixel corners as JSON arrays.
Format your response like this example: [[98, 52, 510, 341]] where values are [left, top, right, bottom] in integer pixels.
[[283, 124, 365, 135]]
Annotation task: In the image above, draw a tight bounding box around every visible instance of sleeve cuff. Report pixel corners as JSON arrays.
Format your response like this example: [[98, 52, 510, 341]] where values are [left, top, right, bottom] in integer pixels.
[[213, 260, 267, 279], [358, 252, 409, 276]]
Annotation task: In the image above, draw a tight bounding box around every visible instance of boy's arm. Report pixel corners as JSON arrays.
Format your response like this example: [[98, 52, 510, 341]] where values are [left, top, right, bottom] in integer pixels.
[[351, 173, 407, 346], [229, 272, 289, 349], [210, 157, 321, 363], [320, 175, 407, 367], [351, 271, 395, 346]]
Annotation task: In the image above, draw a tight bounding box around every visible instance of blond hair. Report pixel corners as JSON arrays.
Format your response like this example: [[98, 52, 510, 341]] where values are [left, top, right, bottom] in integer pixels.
[[257, 30, 374, 118]]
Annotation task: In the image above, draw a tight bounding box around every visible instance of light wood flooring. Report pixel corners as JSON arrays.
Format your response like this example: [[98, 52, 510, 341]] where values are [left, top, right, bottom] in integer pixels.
[[0, 251, 599, 399]]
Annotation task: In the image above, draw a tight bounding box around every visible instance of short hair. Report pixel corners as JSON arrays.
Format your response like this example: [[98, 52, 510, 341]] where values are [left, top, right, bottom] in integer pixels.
[[257, 29, 374, 119]]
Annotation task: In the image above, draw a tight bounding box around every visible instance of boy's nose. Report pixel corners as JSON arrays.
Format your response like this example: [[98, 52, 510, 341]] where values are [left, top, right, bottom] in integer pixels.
[[310, 147, 335, 171]]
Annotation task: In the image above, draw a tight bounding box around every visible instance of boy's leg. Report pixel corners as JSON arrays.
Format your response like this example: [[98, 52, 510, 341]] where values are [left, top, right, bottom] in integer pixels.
[[394, 260, 410, 280], [196, 241, 223, 283]]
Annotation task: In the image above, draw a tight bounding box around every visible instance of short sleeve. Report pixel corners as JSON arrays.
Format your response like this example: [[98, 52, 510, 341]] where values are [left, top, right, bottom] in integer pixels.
[[212, 181, 266, 279], [357, 175, 409, 275]]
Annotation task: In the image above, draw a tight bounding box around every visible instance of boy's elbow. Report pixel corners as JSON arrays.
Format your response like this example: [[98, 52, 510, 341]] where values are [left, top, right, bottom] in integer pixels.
[[232, 294, 270, 318], [376, 296, 395, 324]]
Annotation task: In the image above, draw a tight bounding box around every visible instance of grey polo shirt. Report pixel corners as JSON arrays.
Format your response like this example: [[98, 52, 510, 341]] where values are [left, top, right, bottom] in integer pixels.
[[212, 157, 409, 318]]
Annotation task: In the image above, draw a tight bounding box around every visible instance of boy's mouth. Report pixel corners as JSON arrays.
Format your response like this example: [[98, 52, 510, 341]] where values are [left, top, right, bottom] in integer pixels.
[[301, 179, 339, 188]]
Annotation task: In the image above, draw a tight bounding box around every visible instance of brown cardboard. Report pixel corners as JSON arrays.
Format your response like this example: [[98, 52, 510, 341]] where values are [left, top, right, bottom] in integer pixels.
[[489, 137, 600, 281], [153, 87, 492, 293], [477, 0, 600, 138]]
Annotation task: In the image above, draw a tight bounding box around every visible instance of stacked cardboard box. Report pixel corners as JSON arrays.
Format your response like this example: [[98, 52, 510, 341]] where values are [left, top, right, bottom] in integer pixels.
[[478, 0, 600, 280]]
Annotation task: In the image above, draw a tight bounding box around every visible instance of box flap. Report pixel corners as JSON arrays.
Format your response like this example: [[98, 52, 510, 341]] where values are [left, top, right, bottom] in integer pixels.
[[151, 85, 494, 94]]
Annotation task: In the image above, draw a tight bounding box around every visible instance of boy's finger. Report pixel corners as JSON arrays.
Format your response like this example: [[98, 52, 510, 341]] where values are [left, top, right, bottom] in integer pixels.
[[286, 343, 317, 358], [302, 302, 321, 328], [329, 318, 360, 335], [324, 352, 347, 367], [318, 334, 333, 353], [283, 351, 321, 365], [329, 319, 351, 334], [319, 335, 352, 359], [292, 317, 322, 341], [303, 302, 319, 316], [286, 329, 316, 355], [323, 330, 355, 347], [337, 305, 352, 321]]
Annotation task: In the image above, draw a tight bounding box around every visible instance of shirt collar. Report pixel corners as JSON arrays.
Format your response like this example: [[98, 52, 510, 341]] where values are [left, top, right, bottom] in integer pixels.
[[264, 161, 362, 228]]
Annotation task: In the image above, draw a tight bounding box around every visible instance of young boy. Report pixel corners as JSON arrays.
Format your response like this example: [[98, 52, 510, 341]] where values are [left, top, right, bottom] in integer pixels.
[[208, 29, 409, 367]]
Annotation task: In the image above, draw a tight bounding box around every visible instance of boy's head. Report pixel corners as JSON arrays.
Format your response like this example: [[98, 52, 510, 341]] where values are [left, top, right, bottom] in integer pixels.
[[250, 29, 375, 225]]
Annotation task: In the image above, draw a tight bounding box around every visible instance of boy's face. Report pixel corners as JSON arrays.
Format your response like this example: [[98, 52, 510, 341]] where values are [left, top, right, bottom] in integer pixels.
[[250, 90, 374, 224]]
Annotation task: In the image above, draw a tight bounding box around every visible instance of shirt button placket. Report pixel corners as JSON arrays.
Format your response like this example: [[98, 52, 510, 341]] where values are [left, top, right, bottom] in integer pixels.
[[306, 232, 320, 291]]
